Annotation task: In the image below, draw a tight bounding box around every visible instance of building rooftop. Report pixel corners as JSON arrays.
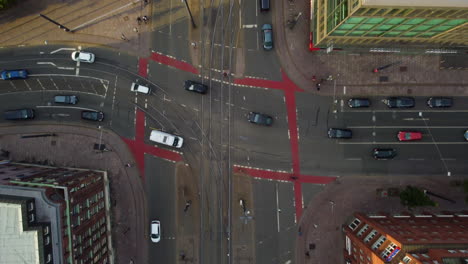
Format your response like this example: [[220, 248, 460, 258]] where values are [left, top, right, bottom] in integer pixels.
[[361, 0, 468, 8], [0, 202, 40, 264]]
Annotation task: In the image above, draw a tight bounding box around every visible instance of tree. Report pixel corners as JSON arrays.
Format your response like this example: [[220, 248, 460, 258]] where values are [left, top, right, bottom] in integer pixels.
[[399, 186, 436, 208], [0, 0, 16, 9]]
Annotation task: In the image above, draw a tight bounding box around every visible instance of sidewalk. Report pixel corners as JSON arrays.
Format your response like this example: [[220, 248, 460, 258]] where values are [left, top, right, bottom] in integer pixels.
[[0, 0, 152, 57], [274, 0, 468, 96], [295, 175, 468, 264], [0, 123, 148, 264]]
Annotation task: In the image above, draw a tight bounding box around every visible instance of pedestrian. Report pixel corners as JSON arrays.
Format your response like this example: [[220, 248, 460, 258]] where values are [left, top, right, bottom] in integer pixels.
[[121, 33, 128, 41], [191, 42, 197, 48], [305, 251, 310, 257], [144, 0, 149, 5], [312, 75, 317, 82], [316, 82, 321, 91], [125, 163, 132, 167], [137, 16, 142, 25], [142, 16, 148, 24], [133, 27, 139, 33]]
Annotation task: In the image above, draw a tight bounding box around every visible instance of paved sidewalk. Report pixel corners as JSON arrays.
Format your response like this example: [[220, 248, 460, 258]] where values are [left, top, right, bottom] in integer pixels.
[[0, 123, 148, 264], [295, 175, 468, 264], [0, 0, 152, 57], [274, 0, 468, 96]]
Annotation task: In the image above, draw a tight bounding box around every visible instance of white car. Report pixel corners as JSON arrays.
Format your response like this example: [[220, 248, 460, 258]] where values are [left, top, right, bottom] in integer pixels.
[[71, 51, 95, 63], [150, 220, 161, 243], [131, 82, 150, 94], [149, 130, 183, 148]]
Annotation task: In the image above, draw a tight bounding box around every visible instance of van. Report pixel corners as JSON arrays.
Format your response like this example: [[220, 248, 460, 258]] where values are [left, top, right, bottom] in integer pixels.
[[4, 109, 35, 120], [131, 83, 150, 94], [150, 130, 183, 148], [260, 0, 270, 11], [54, 95, 78, 104]]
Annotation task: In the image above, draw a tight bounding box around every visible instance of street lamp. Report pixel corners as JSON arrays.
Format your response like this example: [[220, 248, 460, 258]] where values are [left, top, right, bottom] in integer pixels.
[[181, 0, 196, 28]]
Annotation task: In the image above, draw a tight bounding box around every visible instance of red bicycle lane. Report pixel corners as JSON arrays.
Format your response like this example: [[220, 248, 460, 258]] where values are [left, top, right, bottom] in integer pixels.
[[135, 53, 336, 221]]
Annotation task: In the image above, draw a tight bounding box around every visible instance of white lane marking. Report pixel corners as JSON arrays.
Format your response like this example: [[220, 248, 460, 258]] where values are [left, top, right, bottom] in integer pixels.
[[37, 62, 56, 66], [346, 158, 362, 161], [348, 126, 468, 129], [242, 24, 257, 28], [344, 109, 468, 113], [23, 80, 32, 91], [339, 142, 467, 145], [343, 86, 346, 94], [37, 79, 45, 90], [275, 183, 280, 233], [441, 158, 456, 161], [408, 158, 425, 161], [29, 74, 108, 82], [58, 67, 75, 70], [36, 105, 101, 111], [75, 62, 80, 76], [50, 48, 75, 54]]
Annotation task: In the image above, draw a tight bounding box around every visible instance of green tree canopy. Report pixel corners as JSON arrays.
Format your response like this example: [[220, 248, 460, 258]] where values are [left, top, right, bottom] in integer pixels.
[[399, 185, 436, 208]]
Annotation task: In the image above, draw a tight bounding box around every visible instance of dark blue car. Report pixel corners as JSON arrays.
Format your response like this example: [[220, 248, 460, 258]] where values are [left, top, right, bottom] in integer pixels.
[[1, 69, 28, 80]]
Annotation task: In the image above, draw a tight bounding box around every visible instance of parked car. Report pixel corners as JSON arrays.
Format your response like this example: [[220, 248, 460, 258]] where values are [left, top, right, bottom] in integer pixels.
[[71, 51, 95, 63], [328, 128, 352, 139], [54, 95, 78, 104], [427, 97, 452, 108], [184, 80, 208, 94], [150, 220, 161, 243], [464, 130, 468, 141], [262, 24, 273, 50], [81, 111, 104, 121], [4, 109, 34, 120], [348, 98, 370, 108], [1, 69, 28, 80], [149, 130, 184, 148], [130, 82, 150, 94], [397, 131, 422, 141], [247, 112, 273, 126], [373, 148, 397, 160], [383, 97, 415, 108]]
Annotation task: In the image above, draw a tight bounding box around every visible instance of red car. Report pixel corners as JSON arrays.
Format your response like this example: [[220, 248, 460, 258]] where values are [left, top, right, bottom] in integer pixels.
[[397, 131, 422, 141]]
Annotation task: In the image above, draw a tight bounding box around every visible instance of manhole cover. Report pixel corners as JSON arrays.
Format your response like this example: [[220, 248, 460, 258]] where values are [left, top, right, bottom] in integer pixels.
[[379, 76, 388, 82], [51, 141, 56, 146]]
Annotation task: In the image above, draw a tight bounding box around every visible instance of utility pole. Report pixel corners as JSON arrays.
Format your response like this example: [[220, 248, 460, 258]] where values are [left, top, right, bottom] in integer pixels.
[[181, 0, 197, 28], [39, 14, 72, 32]]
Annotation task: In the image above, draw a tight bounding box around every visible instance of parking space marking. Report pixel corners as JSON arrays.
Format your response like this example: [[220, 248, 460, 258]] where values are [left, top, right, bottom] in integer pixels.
[[242, 24, 257, 28], [50, 48, 75, 54], [36, 79, 45, 90], [23, 80, 32, 91]]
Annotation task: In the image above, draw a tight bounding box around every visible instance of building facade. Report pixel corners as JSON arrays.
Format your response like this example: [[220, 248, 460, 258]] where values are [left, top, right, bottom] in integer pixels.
[[0, 163, 113, 264], [343, 211, 468, 264], [312, 0, 468, 48]]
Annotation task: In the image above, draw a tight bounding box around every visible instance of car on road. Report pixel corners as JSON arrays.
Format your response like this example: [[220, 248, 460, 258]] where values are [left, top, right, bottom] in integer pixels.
[[130, 82, 150, 94], [81, 111, 104, 121], [1, 69, 28, 80], [348, 98, 370, 108], [150, 130, 184, 148], [247, 112, 273, 126], [383, 97, 415, 108], [4, 109, 35, 120], [262, 24, 273, 50], [373, 148, 397, 160], [54, 95, 78, 105], [426, 97, 452, 108], [184, 80, 208, 94], [464, 130, 468, 141], [328, 128, 352, 139], [150, 220, 161, 243], [71, 51, 95, 63], [397, 131, 422, 141]]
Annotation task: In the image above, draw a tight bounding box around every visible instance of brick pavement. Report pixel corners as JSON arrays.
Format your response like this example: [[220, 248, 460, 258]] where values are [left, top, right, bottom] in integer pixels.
[[295, 175, 468, 264], [0, 123, 148, 264]]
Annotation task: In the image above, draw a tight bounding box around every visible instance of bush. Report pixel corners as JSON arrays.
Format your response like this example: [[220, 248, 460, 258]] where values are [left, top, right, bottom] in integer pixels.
[[0, 0, 16, 9], [399, 186, 436, 208]]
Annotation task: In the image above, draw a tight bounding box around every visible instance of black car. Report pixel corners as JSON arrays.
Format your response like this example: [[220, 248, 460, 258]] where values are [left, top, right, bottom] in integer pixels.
[[372, 148, 397, 160], [4, 109, 35, 120], [81, 111, 104, 121], [427, 97, 452, 108], [383, 97, 415, 108], [348, 98, 371, 108], [184, 80, 208, 94], [247, 112, 273, 126], [328, 128, 352, 139]]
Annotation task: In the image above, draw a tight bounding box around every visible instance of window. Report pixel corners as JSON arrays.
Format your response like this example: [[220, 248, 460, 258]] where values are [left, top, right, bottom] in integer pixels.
[[43, 226, 49, 235], [364, 230, 378, 243], [28, 214, 35, 223], [46, 254, 52, 263], [348, 218, 361, 230], [45, 236, 50, 245], [371, 236, 386, 250], [357, 224, 369, 237], [402, 256, 412, 263], [28, 202, 34, 211]]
